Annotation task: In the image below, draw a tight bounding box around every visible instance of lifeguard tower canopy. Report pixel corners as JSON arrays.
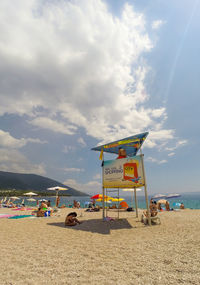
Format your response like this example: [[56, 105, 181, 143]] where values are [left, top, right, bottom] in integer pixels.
[[91, 132, 149, 157]]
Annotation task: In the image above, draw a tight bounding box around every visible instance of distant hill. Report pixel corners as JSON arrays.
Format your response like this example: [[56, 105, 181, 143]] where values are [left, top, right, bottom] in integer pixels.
[[0, 171, 88, 196]]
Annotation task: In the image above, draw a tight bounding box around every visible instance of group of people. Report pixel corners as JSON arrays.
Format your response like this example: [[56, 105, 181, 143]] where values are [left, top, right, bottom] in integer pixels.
[[36, 200, 53, 217]]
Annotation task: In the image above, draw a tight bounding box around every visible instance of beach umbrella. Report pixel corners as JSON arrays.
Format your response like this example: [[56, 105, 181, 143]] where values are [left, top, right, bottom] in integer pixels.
[[90, 194, 108, 199], [152, 194, 166, 199], [39, 199, 48, 202], [10, 196, 20, 200], [47, 186, 68, 207], [111, 198, 124, 202], [96, 196, 112, 202], [166, 194, 181, 199], [173, 202, 181, 207], [157, 199, 167, 204], [96, 198, 111, 203], [47, 186, 68, 197], [27, 198, 36, 202], [24, 192, 38, 196]]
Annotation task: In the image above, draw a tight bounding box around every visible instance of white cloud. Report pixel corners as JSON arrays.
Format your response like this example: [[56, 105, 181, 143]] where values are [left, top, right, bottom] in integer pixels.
[[62, 145, 76, 153], [93, 173, 101, 180], [29, 117, 77, 135], [63, 178, 101, 194], [0, 148, 46, 175], [146, 156, 167, 164], [152, 20, 164, 30], [168, 152, 175, 157], [0, 129, 46, 148], [0, 0, 183, 151], [165, 139, 188, 151], [77, 137, 86, 147], [63, 167, 84, 172]]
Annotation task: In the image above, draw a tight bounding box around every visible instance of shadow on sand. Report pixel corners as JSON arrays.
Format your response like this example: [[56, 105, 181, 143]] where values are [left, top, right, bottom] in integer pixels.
[[47, 218, 133, 235]]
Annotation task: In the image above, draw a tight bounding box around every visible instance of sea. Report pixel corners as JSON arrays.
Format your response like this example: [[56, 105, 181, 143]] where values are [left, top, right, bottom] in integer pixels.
[[10, 192, 200, 209]]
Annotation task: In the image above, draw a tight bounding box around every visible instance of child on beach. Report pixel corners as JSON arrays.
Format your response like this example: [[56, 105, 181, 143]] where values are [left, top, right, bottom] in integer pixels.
[[65, 212, 82, 226]]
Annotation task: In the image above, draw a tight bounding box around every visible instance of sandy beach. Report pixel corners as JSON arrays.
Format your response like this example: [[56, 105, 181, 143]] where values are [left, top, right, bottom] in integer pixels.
[[0, 207, 200, 285]]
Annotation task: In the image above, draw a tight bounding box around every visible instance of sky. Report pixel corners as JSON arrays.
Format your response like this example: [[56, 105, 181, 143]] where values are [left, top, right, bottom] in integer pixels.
[[0, 0, 200, 196]]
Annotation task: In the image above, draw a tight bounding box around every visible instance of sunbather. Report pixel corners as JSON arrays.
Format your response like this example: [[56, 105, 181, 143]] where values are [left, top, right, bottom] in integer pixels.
[[142, 202, 158, 222], [65, 212, 82, 226], [36, 207, 45, 217]]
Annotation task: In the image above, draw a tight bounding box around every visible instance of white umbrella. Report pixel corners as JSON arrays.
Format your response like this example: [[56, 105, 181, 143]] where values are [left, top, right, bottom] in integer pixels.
[[123, 188, 142, 218], [27, 198, 36, 202], [39, 199, 48, 202], [47, 186, 68, 193], [24, 192, 38, 196], [10, 196, 20, 200], [166, 193, 181, 199], [47, 186, 68, 203], [152, 194, 166, 199], [47, 186, 68, 207]]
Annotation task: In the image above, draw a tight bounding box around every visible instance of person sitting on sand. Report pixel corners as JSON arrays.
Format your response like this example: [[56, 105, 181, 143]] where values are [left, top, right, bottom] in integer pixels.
[[157, 202, 162, 211], [110, 204, 117, 209], [37, 207, 45, 217], [180, 203, 185, 209], [65, 212, 82, 226], [40, 201, 48, 210], [143, 202, 158, 218]]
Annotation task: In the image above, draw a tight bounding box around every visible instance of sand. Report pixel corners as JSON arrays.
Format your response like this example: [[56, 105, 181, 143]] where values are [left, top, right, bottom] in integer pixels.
[[0, 207, 200, 285]]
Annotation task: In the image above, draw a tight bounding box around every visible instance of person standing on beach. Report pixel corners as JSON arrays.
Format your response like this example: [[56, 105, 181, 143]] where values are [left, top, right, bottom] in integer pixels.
[[56, 196, 60, 207]]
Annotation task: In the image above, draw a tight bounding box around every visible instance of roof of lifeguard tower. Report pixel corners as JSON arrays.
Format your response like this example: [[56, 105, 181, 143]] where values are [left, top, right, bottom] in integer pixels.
[[91, 132, 149, 157]]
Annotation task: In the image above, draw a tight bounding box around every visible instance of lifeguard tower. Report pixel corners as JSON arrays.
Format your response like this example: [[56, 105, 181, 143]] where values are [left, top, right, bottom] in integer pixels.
[[91, 132, 151, 225]]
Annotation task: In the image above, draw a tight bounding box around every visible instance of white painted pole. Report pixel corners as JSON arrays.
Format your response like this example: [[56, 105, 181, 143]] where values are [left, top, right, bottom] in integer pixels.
[[102, 153, 105, 220], [132, 191, 134, 208], [134, 188, 138, 218], [140, 152, 151, 225], [118, 188, 119, 219]]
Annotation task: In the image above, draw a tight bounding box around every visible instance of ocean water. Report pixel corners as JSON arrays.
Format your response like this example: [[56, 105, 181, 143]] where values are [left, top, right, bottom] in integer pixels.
[[15, 192, 200, 209]]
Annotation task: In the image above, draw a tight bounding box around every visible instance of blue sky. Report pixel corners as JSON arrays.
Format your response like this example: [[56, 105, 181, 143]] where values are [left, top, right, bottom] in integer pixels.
[[0, 0, 199, 195]]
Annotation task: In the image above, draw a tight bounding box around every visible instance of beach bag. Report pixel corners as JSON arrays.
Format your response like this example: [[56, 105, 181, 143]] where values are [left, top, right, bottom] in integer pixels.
[[127, 207, 134, 212], [44, 210, 51, 217]]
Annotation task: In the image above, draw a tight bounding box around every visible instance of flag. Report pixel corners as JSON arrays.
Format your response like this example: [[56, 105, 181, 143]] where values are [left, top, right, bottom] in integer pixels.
[[99, 148, 103, 160]]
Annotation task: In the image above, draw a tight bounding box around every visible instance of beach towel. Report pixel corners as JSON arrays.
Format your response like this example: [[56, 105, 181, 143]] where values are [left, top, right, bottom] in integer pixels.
[[12, 208, 34, 211], [8, 215, 33, 219], [0, 214, 17, 218]]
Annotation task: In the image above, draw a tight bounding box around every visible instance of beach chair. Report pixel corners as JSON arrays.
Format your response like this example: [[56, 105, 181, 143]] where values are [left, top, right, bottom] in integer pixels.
[[141, 212, 161, 225]]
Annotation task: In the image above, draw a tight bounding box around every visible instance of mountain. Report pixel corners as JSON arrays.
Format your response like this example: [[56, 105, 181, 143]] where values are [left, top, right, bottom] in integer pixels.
[[0, 171, 88, 196]]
